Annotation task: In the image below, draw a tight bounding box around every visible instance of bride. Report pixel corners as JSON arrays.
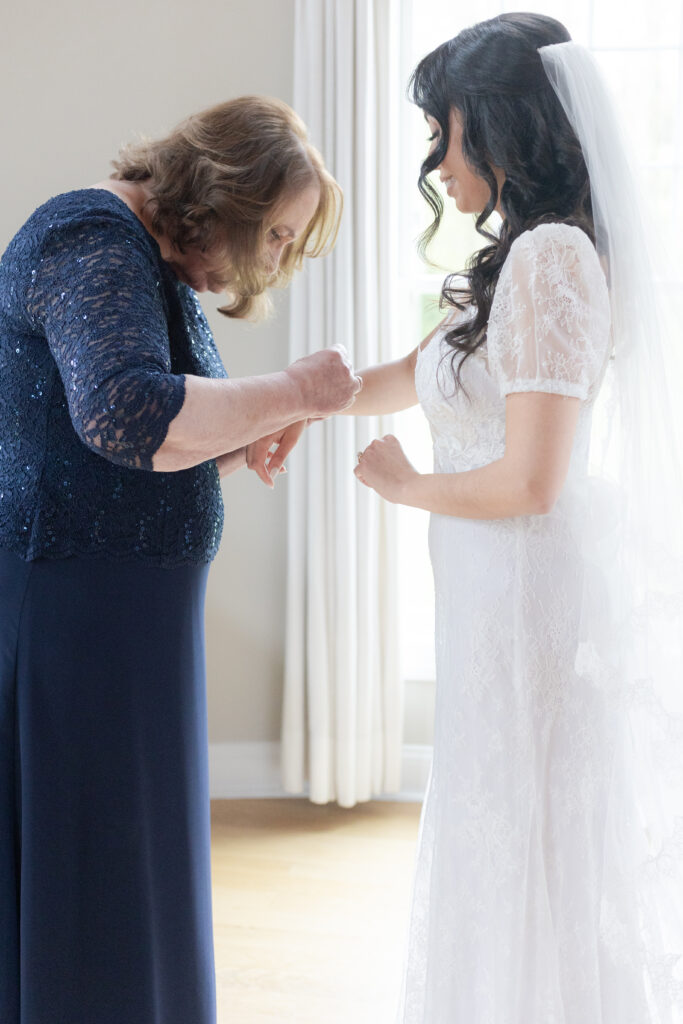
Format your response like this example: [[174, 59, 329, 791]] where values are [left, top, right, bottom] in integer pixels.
[[332, 12, 683, 1024]]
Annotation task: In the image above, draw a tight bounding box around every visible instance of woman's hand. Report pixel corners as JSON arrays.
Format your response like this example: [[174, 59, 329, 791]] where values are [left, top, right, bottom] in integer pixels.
[[246, 420, 308, 487], [285, 345, 362, 417], [354, 434, 420, 504]]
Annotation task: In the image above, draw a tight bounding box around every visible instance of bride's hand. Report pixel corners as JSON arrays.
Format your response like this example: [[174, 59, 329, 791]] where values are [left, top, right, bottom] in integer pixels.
[[354, 435, 419, 504]]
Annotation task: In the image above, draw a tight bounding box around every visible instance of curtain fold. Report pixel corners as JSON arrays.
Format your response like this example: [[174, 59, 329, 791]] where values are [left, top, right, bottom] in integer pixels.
[[282, 0, 402, 807]]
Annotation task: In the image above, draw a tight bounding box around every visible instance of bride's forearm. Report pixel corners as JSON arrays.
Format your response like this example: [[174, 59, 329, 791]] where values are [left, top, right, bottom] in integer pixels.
[[401, 459, 550, 519], [340, 351, 420, 415], [343, 317, 450, 417]]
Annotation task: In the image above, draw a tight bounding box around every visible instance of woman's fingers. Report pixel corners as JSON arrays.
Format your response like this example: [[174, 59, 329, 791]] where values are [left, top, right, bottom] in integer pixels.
[[266, 421, 306, 476], [246, 436, 276, 487], [246, 420, 307, 487]]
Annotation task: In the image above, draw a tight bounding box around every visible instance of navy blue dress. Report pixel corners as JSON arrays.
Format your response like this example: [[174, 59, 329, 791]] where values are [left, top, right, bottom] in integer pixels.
[[0, 189, 228, 1023]]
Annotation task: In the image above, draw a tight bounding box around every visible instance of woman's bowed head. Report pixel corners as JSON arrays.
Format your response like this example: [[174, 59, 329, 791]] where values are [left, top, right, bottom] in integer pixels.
[[104, 95, 342, 320]]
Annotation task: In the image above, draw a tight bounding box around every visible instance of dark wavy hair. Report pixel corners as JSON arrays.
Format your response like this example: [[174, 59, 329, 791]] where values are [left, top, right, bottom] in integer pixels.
[[409, 13, 595, 396]]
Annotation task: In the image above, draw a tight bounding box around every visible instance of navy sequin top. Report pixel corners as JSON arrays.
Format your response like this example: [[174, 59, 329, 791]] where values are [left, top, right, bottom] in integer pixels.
[[0, 189, 228, 566]]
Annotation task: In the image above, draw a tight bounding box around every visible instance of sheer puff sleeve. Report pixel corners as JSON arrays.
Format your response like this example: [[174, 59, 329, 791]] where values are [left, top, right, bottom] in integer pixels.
[[487, 222, 611, 401], [26, 213, 186, 471]]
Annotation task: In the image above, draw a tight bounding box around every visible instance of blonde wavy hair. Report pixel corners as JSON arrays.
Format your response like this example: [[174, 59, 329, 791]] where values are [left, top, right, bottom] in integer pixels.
[[111, 96, 342, 319]]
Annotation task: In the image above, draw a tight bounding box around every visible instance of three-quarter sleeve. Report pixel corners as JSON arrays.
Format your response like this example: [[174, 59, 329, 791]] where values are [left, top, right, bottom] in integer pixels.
[[487, 223, 611, 401], [26, 213, 186, 470]]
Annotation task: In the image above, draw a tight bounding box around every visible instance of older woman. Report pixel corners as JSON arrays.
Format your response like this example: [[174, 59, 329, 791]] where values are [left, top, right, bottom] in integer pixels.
[[0, 96, 359, 1024]]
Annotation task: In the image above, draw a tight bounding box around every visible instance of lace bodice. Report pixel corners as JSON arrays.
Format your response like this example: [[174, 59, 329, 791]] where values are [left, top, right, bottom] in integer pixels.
[[416, 222, 611, 483], [0, 189, 228, 565]]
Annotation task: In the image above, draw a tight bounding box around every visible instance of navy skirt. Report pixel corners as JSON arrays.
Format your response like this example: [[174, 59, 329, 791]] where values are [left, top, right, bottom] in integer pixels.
[[0, 549, 216, 1024]]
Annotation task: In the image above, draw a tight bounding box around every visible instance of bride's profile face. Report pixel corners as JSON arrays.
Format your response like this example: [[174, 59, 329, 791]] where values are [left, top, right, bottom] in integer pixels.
[[425, 108, 504, 217]]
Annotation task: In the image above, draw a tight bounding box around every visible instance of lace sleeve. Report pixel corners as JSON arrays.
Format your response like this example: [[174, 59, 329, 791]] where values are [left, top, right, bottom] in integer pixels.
[[26, 213, 186, 471], [487, 224, 611, 401]]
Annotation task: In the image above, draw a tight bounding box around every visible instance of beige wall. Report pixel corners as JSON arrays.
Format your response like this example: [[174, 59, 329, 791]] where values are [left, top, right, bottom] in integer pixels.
[[1, 0, 297, 744]]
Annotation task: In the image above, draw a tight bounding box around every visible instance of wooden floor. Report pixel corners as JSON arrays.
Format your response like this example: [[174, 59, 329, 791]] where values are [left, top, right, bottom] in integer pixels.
[[210, 799, 422, 1024]]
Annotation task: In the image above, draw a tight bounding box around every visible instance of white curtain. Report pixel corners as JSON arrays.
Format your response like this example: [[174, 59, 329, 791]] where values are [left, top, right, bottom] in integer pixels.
[[282, 0, 402, 807]]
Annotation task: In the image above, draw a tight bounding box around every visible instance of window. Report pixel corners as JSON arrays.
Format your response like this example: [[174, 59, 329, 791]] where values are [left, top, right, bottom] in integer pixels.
[[394, 1, 683, 694]]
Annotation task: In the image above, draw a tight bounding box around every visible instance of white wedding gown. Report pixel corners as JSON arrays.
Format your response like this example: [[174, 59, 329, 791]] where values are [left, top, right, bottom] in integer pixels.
[[396, 222, 658, 1023]]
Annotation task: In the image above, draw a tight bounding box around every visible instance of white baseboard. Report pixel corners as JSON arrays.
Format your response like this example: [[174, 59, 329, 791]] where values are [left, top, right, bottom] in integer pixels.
[[209, 741, 285, 798], [208, 741, 431, 802]]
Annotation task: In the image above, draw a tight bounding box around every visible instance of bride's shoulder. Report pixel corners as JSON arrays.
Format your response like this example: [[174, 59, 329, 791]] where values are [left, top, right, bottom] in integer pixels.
[[506, 221, 598, 264], [510, 220, 595, 254], [500, 221, 606, 287]]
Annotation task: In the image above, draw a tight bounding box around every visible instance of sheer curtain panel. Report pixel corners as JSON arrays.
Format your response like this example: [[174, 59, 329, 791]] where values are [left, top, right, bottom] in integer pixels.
[[282, 0, 402, 807]]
